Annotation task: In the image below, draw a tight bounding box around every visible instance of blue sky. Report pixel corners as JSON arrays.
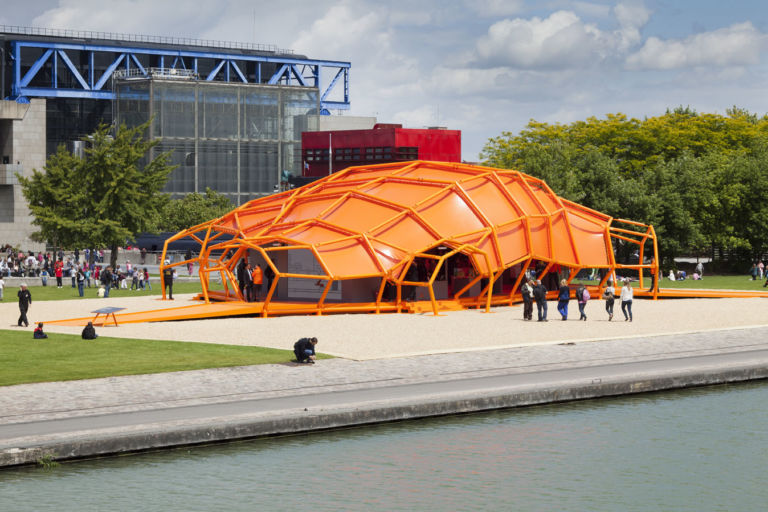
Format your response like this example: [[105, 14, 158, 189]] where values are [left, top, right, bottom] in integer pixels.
[[4, 0, 768, 161]]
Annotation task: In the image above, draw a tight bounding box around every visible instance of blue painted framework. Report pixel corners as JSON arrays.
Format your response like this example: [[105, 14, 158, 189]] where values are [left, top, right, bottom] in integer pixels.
[[9, 39, 350, 110]]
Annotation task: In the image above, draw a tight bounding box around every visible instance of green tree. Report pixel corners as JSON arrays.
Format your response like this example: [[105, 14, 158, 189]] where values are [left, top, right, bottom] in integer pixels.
[[481, 108, 768, 267], [18, 120, 176, 268], [158, 188, 233, 232]]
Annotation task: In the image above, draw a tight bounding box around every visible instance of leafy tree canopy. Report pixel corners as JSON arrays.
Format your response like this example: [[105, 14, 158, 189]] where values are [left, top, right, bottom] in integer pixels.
[[480, 107, 768, 267], [18, 120, 176, 268], [157, 188, 233, 232], [481, 107, 768, 176]]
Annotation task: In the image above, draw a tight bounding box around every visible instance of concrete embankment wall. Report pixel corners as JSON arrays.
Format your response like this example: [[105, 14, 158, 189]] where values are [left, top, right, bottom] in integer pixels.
[[2, 362, 766, 468]]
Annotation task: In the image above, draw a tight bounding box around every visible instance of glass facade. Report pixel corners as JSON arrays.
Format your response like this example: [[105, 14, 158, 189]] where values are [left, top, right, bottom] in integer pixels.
[[115, 78, 319, 204], [46, 98, 112, 156]]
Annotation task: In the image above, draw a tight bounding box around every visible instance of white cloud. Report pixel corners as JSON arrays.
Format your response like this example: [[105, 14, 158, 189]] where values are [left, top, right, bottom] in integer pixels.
[[11, 0, 768, 162], [613, 1, 651, 49], [471, 10, 611, 69], [31, 0, 223, 37], [626, 22, 765, 70]]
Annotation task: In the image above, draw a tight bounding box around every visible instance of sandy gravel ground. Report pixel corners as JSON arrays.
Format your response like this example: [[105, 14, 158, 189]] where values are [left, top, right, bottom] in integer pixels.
[[1, 292, 766, 360]]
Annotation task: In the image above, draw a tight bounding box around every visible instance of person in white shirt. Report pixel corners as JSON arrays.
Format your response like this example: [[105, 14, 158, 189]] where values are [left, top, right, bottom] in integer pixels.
[[0, 275, 4, 301], [620, 279, 634, 322]]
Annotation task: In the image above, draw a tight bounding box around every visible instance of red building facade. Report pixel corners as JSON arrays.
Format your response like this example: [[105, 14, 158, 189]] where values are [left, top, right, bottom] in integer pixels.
[[301, 124, 461, 176]]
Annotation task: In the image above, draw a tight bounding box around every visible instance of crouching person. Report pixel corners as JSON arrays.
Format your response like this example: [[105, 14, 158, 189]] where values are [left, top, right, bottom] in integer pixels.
[[293, 337, 318, 364], [82, 321, 98, 340]]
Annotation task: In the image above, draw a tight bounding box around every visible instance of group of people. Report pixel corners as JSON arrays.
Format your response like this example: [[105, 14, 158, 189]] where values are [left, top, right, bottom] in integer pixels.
[[32, 321, 98, 340], [98, 265, 153, 298], [749, 261, 768, 282], [0, 246, 109, 279], [13, 282, 99, 339], [668, 262, 705, 282], [519, 277, 635, 322], [236, 259, 270, 302]]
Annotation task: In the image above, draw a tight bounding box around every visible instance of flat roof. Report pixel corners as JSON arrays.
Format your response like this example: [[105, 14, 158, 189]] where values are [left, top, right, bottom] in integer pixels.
[[0, 25, 300, 59]]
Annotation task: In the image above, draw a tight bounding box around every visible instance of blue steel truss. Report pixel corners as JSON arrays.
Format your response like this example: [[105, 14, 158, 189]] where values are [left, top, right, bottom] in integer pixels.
[[9, 39, 350, 110]]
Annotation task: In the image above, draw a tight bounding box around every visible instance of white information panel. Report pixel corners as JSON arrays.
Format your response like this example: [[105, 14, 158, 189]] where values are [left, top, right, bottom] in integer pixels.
[[286, 250, 342, 300]]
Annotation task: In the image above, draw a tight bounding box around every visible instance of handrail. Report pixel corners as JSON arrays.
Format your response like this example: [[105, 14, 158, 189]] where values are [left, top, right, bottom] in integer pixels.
[[0, 24, 294, 55]]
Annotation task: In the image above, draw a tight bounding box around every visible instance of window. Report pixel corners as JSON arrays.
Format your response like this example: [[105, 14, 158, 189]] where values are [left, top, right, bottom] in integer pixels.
[[396, 147, 418, 160]]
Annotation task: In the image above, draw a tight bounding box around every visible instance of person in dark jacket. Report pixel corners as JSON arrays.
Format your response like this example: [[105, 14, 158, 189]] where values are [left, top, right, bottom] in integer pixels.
[[557, 279, 570, 321], [17, 283, 32, 327], [520, 278, 534, 321], [33, 322, 48, 339], [264, 264, 275, 297], [237, 258, 247, 298], [293, 337, 318, 364], [533, 279, 548, 322], [162, 260, 174, 300], [82, 321, 98, 340], [101, 265, 112, 297]]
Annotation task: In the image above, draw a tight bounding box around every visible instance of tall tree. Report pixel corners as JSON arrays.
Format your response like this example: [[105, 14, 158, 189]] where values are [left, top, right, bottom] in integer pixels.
[[18, 120, 176, 268]]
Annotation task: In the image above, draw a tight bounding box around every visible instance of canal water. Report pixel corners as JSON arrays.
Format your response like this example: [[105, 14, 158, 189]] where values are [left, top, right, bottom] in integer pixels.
[[2, 382, 767, 511]]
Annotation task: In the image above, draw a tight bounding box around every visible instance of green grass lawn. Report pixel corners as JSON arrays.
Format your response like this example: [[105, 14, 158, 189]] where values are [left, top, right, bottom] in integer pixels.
[[641, 274, 767, 290], [574, 274, 766, 291], [1, 278, 224, 302], [0, 329, 330, 387]]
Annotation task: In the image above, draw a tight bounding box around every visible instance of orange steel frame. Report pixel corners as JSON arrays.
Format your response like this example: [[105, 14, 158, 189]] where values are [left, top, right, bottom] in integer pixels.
[[160, 161, 663, 317]]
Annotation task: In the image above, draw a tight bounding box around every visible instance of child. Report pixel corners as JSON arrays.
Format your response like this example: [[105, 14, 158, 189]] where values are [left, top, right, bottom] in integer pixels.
[[33, 322, 48, 339]]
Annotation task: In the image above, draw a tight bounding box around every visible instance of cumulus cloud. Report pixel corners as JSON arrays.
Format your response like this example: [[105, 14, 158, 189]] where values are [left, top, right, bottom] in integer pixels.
[[471, 10, 611, 69], [626, 22, 766, 70], [613, 1, 651, 49]]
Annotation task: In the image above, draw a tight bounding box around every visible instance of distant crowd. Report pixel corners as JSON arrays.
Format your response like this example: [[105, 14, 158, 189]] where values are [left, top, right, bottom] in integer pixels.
[[0, 244, 160, 298]]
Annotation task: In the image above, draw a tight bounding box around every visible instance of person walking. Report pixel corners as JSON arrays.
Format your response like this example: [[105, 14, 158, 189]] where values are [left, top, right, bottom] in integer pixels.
[[163, 260, 174, 300], [520, 278, 534, 321], [576, 283, 590, 321], [695, 261, 704, 279], [17, 283, 32, 327], [603, 279, 616, 321], [76, 265, 85, 297], [101, 265, 113, 297], [186, 249, 194, 276], [533, 279, 548, 322], [0, 274, 4, 301], [143, 268, 152, 290], [620, 279, 634, 322], [557, 279, 570, 321]]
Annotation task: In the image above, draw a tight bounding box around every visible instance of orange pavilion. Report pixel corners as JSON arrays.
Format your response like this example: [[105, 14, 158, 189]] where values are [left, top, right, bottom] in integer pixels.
[[159, 161, 661, 316]]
